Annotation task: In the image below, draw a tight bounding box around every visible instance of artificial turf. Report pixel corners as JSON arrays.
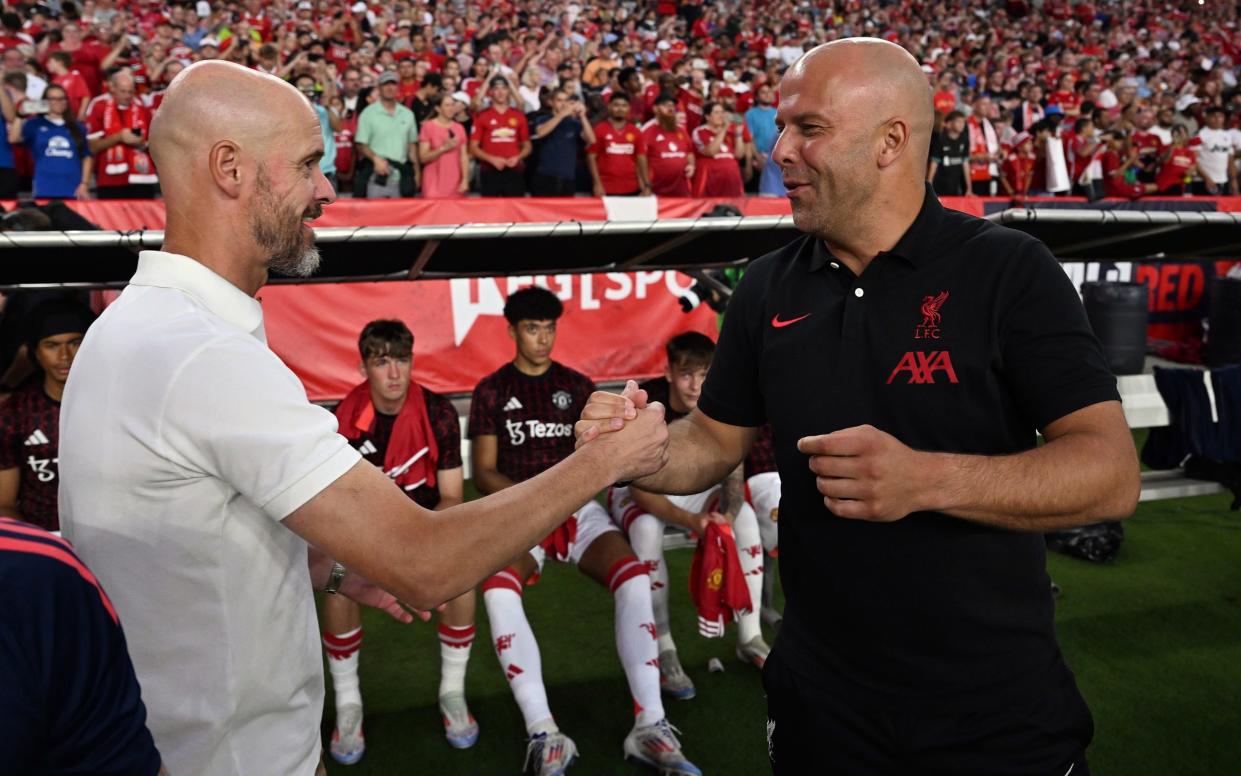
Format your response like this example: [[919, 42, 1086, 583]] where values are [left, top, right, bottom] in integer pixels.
[[322, 490, 1240, 774]]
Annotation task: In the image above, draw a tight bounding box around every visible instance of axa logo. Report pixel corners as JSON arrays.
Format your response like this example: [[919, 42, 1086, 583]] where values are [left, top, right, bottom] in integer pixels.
[[915, 290, 949, 339], [886, 351, 959, 385]]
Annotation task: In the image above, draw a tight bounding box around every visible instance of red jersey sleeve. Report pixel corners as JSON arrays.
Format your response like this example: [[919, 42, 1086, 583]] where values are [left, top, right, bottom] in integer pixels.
[[85, 100, 105, 137]]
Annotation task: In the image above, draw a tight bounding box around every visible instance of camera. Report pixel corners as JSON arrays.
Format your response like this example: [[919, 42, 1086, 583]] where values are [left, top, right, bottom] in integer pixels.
[[678, 269, 731, 314]]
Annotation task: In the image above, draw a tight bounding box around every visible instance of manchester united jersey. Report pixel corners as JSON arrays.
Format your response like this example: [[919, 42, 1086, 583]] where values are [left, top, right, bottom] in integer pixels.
[[0, 381, 63, 531], [344, 386, 462, 510], [642, 122, 692, 196], [469, 362, 595, 484]]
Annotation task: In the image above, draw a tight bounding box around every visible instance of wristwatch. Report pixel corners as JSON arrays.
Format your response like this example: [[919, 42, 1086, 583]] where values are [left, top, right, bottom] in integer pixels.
[[324, 562, 347, 595]]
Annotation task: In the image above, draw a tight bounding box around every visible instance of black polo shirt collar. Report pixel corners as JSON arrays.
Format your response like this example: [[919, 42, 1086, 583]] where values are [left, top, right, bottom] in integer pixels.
[[806, 183, 948, 273]]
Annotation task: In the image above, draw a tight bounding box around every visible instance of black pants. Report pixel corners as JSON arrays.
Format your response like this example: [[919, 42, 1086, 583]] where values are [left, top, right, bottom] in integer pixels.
[[480, 167, 527, 197], [0, 167, 17, 199], [763, 651, 1092, 775], [971, 178, 995, 197], [96, 183, 158, 199], [531, 174, 575, 196]]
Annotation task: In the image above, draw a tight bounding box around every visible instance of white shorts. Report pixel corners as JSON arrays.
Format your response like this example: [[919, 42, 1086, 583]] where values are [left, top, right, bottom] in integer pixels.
[[607, 484, 719, 532], [527, 499, 619, 572], [746, 471, 780, 551]]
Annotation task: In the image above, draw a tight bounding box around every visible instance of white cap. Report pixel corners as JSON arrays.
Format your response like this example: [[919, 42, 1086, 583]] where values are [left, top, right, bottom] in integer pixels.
[[656, 40, 670, 51], [452, 90, 471, 104], [351, 1, 367, 12], [200, 36, 219, 48], [1176, 94, 1200, 112], [298, 1, 313, 9]]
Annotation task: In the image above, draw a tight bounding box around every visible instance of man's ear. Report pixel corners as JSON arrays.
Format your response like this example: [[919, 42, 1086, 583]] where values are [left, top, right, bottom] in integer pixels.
[[358, 361, 367, 378], [208, 140, 244, 198], [877, 118, 911, 170]]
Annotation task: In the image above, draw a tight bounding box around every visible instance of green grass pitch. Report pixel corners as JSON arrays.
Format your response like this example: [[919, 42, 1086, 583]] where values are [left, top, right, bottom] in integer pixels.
[[322, 491, 1240, 774]]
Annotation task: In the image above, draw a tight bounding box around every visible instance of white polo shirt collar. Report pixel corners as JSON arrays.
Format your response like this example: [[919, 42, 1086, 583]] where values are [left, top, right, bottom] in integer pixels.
[[131, 250, 264, 338]]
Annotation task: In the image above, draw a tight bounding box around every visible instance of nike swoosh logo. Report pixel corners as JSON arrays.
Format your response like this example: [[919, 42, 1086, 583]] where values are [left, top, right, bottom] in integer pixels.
[[771, 313, 811, 328]]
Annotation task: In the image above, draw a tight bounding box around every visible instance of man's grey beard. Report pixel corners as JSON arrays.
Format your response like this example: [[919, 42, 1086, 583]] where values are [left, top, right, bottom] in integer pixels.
[[268, 247, 321, 278]]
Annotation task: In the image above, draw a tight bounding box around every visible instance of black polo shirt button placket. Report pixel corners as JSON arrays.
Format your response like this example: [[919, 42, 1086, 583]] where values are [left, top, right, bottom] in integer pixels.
[[698, 183, 1120, 713]]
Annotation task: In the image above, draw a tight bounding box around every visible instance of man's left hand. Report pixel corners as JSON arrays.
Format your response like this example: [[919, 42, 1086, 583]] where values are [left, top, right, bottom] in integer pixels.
[[798, 425, 929, 522]]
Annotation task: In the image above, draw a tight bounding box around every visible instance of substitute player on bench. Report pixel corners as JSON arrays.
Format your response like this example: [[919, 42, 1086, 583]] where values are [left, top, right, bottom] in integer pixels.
[[322, 320, 479, 763], [609, 332, 769, 705], [469, 287, 700, 776]]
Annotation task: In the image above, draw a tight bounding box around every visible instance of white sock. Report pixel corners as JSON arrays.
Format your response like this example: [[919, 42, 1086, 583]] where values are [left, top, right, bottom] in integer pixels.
[[482, 573, 554, 735], [437, 622, 475, 699], [732, 504, 765, 644], [608, 557, 664, 728], [628, 513, 676, 655], [323, 627, 363, 712]]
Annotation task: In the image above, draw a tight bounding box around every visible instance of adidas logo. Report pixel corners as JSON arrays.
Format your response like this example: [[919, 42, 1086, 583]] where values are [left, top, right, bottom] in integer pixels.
[[358, 440, 377, 456], [23, 429, 50, 446], [503, 397, 523, 412]]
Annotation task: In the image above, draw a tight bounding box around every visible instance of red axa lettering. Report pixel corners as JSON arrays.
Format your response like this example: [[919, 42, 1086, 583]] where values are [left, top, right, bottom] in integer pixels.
[[886, 350, 959, 385]]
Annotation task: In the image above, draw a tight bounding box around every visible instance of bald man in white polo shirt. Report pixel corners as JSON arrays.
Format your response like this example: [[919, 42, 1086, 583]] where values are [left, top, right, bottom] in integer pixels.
[[56, 60, 669, 776]]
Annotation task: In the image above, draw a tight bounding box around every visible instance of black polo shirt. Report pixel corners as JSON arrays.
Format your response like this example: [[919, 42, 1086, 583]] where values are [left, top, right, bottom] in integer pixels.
[[698, 184, 1118, 710]]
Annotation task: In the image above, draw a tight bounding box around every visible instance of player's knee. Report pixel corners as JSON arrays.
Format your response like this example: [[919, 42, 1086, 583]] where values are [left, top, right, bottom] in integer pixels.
[[628, 513, 663, 556]]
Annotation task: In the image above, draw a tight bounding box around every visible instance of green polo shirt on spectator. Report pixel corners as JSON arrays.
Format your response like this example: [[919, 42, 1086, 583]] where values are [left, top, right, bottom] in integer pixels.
[[355, 100, 418, 163]]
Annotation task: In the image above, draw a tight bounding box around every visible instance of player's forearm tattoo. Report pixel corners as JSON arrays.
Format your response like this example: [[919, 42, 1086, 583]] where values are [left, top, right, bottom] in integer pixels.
[[716, 465, 745, 518]]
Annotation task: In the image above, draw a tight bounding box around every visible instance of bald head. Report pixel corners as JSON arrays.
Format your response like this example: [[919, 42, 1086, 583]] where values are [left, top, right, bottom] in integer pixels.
[[150, 60, 319, 198], [772, 38, 935, 259], [151, 60, 335, 292], [785, 38, 935, 164]]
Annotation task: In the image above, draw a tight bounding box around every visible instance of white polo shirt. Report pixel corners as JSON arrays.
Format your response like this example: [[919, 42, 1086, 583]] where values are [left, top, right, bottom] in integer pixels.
[[59, 251, 361, 775]]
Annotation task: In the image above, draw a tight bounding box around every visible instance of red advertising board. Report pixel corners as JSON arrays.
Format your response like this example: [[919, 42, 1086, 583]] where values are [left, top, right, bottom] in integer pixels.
[[260, 272, 716, 400]]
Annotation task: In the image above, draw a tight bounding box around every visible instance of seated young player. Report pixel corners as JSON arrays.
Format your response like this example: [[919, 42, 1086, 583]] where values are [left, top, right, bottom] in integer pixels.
[[469, 288, 700, 776], [744, 424, 782, 629], [322, 320, 479, 764], [608, 333, 769, 702]]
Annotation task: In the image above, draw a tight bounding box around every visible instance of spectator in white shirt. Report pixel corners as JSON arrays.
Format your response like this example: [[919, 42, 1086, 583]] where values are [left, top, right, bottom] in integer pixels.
[[1196, 106, 1237, 195]]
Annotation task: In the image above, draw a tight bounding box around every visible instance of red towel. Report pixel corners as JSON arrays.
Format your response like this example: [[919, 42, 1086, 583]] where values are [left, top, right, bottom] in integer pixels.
[[335, 381, 439, 492], [689, 522, 752, 638]]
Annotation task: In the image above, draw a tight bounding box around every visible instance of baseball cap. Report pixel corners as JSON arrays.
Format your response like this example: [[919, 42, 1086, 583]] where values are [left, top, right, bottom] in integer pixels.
[[452, 90, 471, 105], [351, 1, 367, 11], [199, 36, 219, 49], [656, 40, 670, 51], [1176, 94, 1200, 112], [1010, 131, 1032, 147], [377, 70, 399, 85], [488, 75, 508, 88], [297, 1, 313, 9]]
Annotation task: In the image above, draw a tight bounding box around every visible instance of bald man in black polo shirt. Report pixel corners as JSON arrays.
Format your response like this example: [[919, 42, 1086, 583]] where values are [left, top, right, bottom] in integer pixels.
[[578, 39, 1141, 775]]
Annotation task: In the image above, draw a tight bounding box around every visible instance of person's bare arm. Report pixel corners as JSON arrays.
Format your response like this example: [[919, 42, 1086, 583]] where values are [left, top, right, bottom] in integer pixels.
[[629, 487, 717, 533], [637, 154, 651, 194], [469, 433, 518, 495], [284, 406, 667, 610], [0, 85, 16, 123], [798, 401, 1139, 531], [533, 112, 565, 138], [0, 468, 22, 519], [517, 138, 532, 162], [576, 383, 756, 495], [435, 466, 464, 509], [586, 151, 604, 196]]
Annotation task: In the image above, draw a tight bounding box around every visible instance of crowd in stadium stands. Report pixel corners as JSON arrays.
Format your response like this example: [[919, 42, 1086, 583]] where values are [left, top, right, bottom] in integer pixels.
[[0, 0, 1239, 201]]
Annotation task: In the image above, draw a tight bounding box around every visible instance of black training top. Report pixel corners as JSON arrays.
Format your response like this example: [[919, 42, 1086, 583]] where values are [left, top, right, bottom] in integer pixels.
[[698, 184, 1118, 710]]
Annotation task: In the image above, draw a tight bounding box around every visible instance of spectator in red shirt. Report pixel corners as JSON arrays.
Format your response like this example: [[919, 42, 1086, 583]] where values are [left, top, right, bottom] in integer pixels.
[[396, 57, 420, 103], [1100, 131, 1157, 199], [587, 93, 650, 197], [1155, 124, 1204, 194], [46, 52, 90, 121], [642, 93, 694, 197], [692, 100, 746, 197], [1000, 131, 1037, 200], [86, 69, 157, 199], [469, 76, 531, 197], [45, 23, 120, 97]]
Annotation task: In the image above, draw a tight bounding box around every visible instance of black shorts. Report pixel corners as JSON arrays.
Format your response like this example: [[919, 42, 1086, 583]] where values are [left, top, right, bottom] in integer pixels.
[[0, 167, 18, 199], [480, 167, 526, 197], [763, 650, 1093, 775]]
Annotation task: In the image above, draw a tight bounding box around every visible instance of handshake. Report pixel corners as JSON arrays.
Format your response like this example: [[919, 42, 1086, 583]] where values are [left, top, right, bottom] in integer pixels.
[[574, 380, 670, 485]]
